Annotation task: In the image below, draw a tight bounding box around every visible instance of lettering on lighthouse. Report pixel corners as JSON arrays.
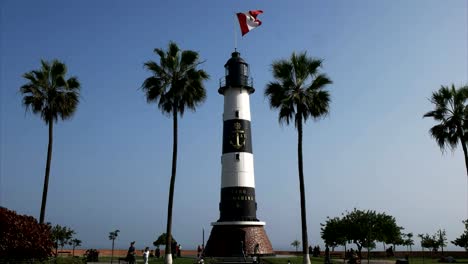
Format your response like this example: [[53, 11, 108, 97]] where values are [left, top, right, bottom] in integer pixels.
[[222, 119, 252, 153]]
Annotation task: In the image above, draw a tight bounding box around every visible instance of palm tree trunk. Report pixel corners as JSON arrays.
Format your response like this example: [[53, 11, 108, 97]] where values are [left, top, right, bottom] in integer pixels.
[[297, 118, 311, 264], [459, 134, 468, 177], [111, 240, 115, 264], [40, 121, 53, 224], [165, 108, 178, 264], [457, 130, 468, 216]]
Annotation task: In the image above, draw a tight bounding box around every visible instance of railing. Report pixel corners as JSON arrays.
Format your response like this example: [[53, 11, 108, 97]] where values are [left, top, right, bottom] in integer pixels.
[[219, 75, 253, 88]]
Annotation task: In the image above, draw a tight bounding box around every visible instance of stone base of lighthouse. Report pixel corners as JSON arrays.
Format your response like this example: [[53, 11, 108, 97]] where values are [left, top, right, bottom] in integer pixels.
[[204, 222, 274, 257]]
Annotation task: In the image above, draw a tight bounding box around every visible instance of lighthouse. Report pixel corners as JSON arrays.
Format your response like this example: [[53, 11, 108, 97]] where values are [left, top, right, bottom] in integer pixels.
[[204, 51, 273, 257]]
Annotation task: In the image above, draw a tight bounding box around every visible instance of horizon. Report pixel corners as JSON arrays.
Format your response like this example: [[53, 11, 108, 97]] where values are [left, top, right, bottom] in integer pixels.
[[1, 0, 467, 252]]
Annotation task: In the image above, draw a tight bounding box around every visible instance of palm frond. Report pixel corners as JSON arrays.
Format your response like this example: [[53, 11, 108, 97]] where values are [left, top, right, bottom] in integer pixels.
[[308, 73, 333, 91], [66, 77, 80, 91], [278, 104, 294, 126], [307, 58, 323, 77], [265, 82, 288, 109], [272, 60, 294, 84], [307, 90, 330, 120]]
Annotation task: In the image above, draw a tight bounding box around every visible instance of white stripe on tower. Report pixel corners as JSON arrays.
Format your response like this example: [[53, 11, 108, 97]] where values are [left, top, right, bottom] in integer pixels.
[[221, 87, 254, 189]]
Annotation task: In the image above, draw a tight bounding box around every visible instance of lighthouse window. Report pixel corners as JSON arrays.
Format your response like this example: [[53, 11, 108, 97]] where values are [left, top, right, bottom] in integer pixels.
[[236, 153, 240, 161], [235, 111, 239, 118], [241, 64, 248, 76], [225, 67, 229, 76]]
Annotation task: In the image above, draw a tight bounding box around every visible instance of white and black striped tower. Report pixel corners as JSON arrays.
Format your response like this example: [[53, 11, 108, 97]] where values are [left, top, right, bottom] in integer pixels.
[[204, 51, 273, 257]]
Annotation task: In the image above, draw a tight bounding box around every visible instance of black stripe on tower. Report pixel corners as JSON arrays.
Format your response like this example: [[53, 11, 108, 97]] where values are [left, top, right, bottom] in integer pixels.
[[222, 119, 252, 154], [218, 187, 258, 222]]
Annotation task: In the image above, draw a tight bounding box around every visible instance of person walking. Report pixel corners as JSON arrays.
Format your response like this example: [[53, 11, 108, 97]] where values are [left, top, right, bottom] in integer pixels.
[[324, 245, 330, 264], [155, 246, 161, 258], [127, 241, 136, 264], [143, 247, 150, 264]]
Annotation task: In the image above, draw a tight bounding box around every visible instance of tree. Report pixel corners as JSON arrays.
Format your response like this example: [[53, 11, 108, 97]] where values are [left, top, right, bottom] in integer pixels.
[[418, 233, 440, 253], [0, 207, 54, 261], [452, 220, 468, 251], [51, 224, 75, 255], [343, 209, 378, 261], [402, 233, 414, 253], [437, 229, 447, 255], [109, 229, 120, 264], [423, 84, 468, 177], [378, 213, 403, 250], [71, 238, 81, 256], [321, 209, 403, 263], [141, 42, 209, 264], [19, 59, 80, 224], [265, 51, 332, 264], [320, 216, 347, 250], [153, 233, 177, 247], [291, 240, 301, 252]]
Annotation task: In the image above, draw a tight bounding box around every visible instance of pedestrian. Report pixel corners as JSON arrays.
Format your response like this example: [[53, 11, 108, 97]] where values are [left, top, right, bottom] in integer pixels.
[[177, 244, 182, 257], [324, 245, 330, 264], [126, 241, 136, 264], [254, 243, 260, 264], [143, 247, 150, 264], [155, 246, 161, 258], [197, 245, 202, 258], [172, 241, 177, 258]]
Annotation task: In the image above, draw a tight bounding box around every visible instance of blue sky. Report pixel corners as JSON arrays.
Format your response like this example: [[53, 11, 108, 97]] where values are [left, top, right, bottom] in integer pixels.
[[1, 0, 467, 251]]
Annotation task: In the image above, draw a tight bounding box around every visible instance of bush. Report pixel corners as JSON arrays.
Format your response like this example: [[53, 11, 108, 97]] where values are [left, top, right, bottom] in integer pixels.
[[0, 207, 54, 261], [84, 249, 99, 262]]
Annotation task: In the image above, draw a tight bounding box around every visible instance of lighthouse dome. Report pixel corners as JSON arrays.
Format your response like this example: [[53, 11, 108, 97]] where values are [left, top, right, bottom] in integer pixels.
[[219, 51, 254, 94]]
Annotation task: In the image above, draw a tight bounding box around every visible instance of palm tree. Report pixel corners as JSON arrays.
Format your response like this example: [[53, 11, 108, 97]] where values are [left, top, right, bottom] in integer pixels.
[[20, 59, 80, 224], [71, 238, 82, 256], [109, 229, 120, 264], [265, 51, 332, 264], [141, 41, 209, 264], [423, 84, 468, 177], [291, 240, 301, 252]]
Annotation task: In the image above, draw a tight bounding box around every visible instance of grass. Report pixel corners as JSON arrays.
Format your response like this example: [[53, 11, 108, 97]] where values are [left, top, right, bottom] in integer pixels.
[[263, 256, 324, 264], [99, 256, 197, 264], [402, 258, 468, 264], [264, 256, 468, 264], [49, 255, 468, 264]]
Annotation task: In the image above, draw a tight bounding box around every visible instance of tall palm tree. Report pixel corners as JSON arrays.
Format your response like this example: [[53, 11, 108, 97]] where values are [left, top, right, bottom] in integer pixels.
[[423, 84, 468, 176], [20, 60, 80, 224], [109, 229, 120, 264], [141, 41, 209, 264], [265, 51, 332, 264]]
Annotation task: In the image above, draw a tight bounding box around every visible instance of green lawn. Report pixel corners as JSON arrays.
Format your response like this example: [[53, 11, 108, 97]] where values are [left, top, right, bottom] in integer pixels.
[[51, 255, 468, 264], [403, 258, 468, 264], [263, 256, 326, 264]]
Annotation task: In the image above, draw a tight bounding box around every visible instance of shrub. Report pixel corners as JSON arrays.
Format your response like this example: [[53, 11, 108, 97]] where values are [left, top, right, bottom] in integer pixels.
[[0, 207, 54, 261], [84, 249, 99, 262]]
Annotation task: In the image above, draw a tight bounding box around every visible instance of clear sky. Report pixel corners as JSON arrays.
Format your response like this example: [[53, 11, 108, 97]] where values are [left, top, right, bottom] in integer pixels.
[[1, 0, 467, 251]]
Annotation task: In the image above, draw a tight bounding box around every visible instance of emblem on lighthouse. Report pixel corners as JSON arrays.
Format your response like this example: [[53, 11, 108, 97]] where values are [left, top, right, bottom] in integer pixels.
[[230, 122, 246, 149]]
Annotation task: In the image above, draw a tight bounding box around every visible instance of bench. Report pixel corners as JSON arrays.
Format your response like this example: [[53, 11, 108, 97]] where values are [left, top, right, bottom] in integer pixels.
[[57, 251, 72, 257]]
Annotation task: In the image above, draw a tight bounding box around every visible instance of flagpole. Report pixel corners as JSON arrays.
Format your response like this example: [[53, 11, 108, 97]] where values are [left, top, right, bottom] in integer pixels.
[[234, 13, 237, 51]]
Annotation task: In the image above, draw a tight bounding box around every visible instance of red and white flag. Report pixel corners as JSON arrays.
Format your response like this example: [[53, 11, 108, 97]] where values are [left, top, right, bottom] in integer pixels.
[[236, 10, 263, 36]]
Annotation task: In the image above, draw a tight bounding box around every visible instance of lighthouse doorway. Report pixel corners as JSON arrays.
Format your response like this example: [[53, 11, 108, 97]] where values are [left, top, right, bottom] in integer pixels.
[[204, 226, 247, 257], [229, 228, 246, 257]]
